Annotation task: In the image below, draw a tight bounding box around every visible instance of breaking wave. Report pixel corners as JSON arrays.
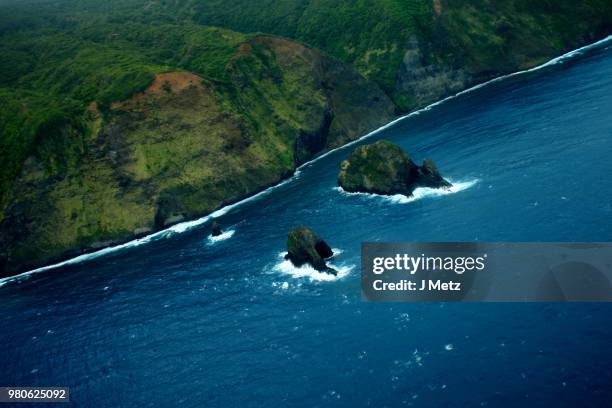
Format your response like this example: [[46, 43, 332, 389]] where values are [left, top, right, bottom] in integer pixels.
[[334, 179, 479, 204], [207, 229, 235, 244], [272, 250, 353, 282]]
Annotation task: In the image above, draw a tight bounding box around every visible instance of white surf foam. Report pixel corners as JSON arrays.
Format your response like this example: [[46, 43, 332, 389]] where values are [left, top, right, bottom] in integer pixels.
[[206, 229, 235, 244], [335, 179, 478, 204], [272, 250, 353, 282], [2, 36, 608, 287]]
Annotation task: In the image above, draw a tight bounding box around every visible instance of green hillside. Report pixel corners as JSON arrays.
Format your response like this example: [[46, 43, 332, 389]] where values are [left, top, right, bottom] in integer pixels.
[[3, 0, 611, 108], [191, 0, 612, 109], [0, 9, 394, 275]]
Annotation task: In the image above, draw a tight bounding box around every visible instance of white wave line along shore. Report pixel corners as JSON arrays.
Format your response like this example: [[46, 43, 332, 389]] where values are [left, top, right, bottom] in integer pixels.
[[334, 179, 479, 204], [1, 35, 609, 287]]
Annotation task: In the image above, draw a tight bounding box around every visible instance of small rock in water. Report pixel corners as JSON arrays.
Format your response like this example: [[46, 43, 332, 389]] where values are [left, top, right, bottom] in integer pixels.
[[286, 226, 336, 275], [211, 220, 222, 237]]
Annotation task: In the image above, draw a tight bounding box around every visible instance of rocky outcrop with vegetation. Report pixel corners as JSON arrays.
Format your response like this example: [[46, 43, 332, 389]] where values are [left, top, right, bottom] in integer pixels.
[[338, 140, 451, 196]]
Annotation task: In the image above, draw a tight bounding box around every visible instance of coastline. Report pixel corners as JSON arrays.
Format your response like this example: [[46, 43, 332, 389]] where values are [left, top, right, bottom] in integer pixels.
[[1, 34, 610, 287]]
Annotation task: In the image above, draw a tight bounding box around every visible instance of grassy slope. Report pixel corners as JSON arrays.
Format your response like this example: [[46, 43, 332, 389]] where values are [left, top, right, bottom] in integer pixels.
[[189, 0, 612, 109], [0, 20, 245, 213], [190, 0, 432, 99], [0, 8, 394, 274]]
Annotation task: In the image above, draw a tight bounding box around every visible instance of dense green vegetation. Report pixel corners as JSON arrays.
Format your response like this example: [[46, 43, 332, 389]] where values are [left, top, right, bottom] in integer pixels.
[[0, 16, 250, 213], [180, 0, 612, 102], [0, 1, 396, 274], [1, 0, 607, 193], [192, 0, 433, 93]]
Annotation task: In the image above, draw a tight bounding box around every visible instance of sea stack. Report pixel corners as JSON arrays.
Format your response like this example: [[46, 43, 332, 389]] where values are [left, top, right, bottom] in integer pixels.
[[211, 220, 222, 237], [286, 226, 336, 275], [337, 140, 451, 196]]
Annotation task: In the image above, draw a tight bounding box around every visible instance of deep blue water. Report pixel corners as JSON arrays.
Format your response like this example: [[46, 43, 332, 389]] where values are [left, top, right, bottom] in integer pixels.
[[2, 41, 612, 407]]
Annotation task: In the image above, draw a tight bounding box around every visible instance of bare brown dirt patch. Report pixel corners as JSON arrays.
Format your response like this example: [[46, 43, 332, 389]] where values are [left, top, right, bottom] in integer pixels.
[[111, 72, 203, 110]]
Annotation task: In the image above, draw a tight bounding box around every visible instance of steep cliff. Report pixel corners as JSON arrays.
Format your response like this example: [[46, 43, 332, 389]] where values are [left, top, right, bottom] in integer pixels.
[[0, 34, 394, 276]]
